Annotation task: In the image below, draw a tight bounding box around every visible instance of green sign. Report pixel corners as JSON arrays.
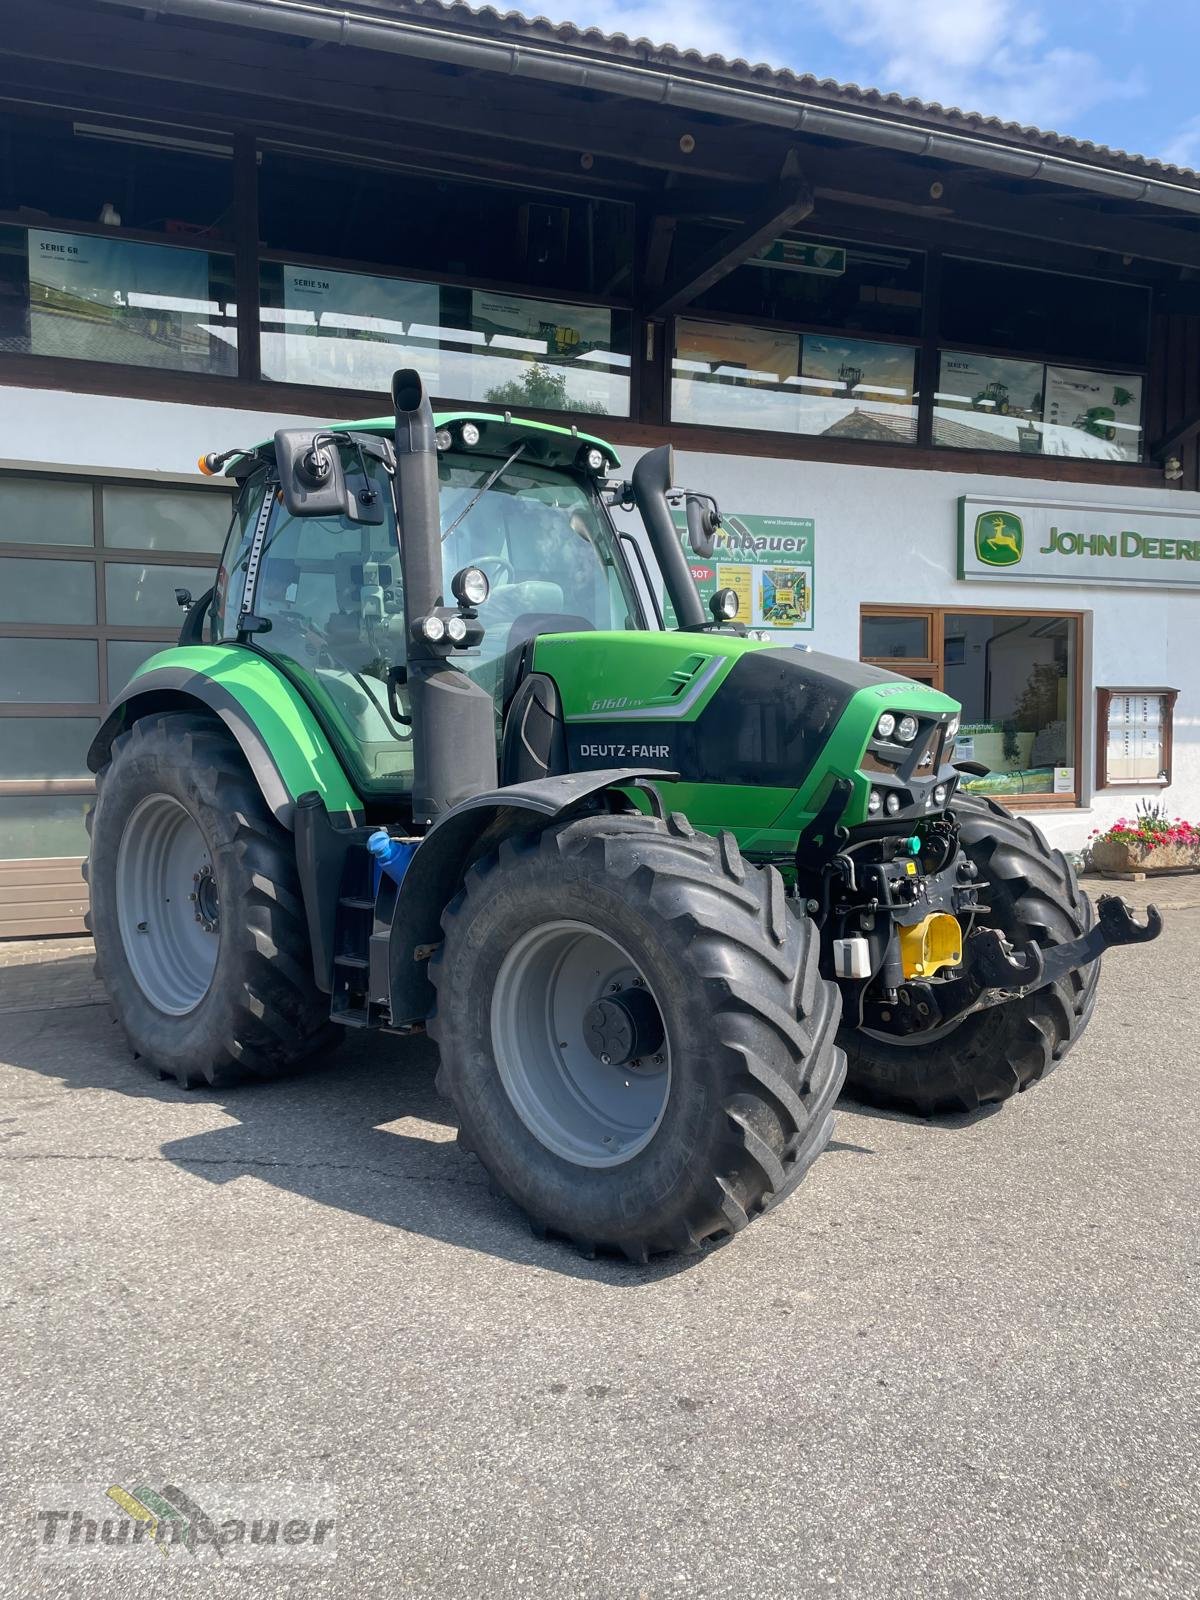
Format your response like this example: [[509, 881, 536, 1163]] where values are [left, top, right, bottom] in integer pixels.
[[665, 511, 816, 631], [974, 509, 1024, 567], [754, 239, 846, 277]]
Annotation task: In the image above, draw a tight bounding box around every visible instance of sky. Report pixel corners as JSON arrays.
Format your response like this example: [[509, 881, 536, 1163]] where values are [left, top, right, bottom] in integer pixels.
[[528, 0, 1200, 170]]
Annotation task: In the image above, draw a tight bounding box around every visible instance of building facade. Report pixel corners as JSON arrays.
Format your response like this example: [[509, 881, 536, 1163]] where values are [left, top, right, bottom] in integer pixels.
[[1, 0, 1198, 932]]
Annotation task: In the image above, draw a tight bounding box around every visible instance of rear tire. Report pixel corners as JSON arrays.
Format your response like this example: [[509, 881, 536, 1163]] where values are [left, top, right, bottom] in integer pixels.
[[86, 711, 338, 1088], [429, 810, 845, 1260], [842, 793, 1099, 1116]]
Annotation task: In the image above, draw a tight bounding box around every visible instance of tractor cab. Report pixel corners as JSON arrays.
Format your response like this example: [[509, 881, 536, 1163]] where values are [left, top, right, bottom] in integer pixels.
[[209, 410, 646, 810]]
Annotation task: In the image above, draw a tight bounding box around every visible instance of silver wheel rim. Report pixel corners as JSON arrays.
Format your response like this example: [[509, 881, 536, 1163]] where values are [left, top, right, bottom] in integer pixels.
[[490, 920, 671, 1169], [115, 794, 219, 1015]]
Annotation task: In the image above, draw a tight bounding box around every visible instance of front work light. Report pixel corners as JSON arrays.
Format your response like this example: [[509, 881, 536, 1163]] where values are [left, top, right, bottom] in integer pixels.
[[419, 615, 447, 644], [451, 566, 490, 608], [435, 429, 453, 452], [867, 789, 883, 816], [460, 422, 482, 447], [710, 587, 739, 622], [885, 792, 902, 815]]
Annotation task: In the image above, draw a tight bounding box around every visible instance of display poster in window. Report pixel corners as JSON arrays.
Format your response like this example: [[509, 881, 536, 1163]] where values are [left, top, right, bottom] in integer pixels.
[[672, 319, 801, 428], [665, 510, 815, 632], [1042, 367, 1142, 462], [800, 335, 917, 443], [469, 291, 622, 413], [26, 229, 222, 370], [934, 353, 1044, 454], [274, 265, 439, 391]]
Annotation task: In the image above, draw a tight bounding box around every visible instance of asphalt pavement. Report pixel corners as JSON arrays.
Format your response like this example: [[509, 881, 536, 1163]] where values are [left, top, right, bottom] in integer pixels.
[[0, 879, 1197, 1598]]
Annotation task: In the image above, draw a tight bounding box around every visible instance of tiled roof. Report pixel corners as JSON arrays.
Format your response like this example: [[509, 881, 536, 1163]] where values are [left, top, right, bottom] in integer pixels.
[[359, 0, 1197, 190]]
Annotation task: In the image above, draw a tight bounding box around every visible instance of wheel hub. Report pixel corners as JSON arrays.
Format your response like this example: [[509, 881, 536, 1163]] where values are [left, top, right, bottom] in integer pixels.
[[191, 863, 220, 933], [583, 984, 665, 1068]]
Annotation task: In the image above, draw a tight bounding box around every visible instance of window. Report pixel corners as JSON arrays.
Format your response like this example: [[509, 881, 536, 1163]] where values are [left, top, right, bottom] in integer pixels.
[[0, 223, 236, 374], [0, 110, 234, 240], [672, 318, 917, 441], [258, 150, 633, 299], [939, 257, 1150, 368], [861, 605, 1082, 806], [684, 231, 923, 338], [260, 262, 631, 415], [934, 351, 1144, 462], [1096, 688, 1179, 788]]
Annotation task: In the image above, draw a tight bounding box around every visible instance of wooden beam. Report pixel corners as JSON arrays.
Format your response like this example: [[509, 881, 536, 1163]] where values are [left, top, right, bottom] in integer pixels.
[[1152, 404, 1200, 460], [649, 177, 815, 316]]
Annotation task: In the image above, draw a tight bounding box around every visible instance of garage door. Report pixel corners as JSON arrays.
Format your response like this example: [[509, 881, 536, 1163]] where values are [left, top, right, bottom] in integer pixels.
[[0, 467, 233, 937]]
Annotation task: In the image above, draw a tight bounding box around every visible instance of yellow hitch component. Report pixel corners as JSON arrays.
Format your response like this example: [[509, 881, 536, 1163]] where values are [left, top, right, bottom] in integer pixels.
[[899, 913, 963, 979]]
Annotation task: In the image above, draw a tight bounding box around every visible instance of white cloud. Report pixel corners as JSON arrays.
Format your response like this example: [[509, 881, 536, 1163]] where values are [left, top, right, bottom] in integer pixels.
[[1161, 116, 1200, 171], [811, 0, 1139, 130], [523, 1, 775, 63]]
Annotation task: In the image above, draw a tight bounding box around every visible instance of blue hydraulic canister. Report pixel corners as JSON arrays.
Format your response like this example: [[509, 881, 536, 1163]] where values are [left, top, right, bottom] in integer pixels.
[[367, 829, 418, 891]]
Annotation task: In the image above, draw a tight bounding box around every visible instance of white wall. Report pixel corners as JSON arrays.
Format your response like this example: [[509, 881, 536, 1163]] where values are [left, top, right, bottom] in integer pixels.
[[5, 384, 1197, 850]]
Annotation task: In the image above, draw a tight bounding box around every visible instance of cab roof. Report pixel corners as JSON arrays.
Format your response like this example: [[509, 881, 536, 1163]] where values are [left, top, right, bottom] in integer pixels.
[[241, 409, 620, 475]]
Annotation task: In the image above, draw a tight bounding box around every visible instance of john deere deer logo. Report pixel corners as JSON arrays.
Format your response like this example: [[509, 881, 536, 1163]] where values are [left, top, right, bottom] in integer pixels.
[[975, 510, 1023, 567]]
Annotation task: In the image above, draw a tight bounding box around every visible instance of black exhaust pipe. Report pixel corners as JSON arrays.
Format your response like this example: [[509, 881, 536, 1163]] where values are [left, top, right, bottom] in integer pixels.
[[391, 369, 497, 825], [631, 445, 706, 631]]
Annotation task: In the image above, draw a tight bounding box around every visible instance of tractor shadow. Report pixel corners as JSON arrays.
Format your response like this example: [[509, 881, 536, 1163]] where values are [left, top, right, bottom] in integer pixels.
[[0, 994, 701, 1286]]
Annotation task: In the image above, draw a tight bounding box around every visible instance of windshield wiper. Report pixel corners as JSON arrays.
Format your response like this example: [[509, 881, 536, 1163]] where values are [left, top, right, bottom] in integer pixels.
[[440, 442, 527, 544]]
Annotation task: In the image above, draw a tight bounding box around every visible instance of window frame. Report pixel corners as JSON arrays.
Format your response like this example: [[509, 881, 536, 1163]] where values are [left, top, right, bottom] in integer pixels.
[[859, 601, 1087, 810], [1095, 686, 1180, 791]]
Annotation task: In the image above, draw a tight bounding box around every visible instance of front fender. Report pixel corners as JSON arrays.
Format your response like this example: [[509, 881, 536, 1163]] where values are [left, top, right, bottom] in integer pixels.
[[87, 645, 361, 828], [382, 767, 673, 1024]]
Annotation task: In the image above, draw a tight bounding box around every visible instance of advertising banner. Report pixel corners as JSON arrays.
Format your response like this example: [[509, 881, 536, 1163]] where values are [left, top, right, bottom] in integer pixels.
[[272, 265, 439, 389], [667, 511, 816, 631], [1042, 367, 1143, 461], [27, 229, 218, 369]]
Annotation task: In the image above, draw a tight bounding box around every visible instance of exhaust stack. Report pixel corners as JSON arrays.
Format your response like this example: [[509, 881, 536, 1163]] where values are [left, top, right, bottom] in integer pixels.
[[391, 369, 497, 824], [631, 445, 706, 631]]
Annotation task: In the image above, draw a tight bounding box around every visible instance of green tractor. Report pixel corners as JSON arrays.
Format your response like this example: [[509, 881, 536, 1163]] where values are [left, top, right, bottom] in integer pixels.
[[83, 370, 1160, 1260]]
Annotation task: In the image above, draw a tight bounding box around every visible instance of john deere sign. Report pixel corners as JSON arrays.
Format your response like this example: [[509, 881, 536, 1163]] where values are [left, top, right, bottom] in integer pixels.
[[958, 495, 1200, 588]]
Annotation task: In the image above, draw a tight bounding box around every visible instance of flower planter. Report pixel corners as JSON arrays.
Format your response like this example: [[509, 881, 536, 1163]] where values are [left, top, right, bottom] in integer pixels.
[[1090, 838, 1200, 876]]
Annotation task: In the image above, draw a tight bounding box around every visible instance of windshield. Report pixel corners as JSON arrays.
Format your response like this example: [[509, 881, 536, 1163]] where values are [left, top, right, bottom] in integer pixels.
[[215, 444, 644, 792], [440, 451, 639, 624]]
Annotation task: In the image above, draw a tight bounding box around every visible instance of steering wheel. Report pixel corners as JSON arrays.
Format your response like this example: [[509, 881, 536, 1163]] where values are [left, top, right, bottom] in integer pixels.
[[473, 555, 515, 588]]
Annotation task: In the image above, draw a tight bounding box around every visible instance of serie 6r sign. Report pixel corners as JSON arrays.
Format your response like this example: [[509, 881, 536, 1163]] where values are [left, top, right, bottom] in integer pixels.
[[957, 495, 1200, 588]]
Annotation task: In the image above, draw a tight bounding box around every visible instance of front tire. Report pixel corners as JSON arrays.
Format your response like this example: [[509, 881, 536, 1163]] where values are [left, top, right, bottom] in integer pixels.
[[842, 793, 1099, 1116], [86, 711, 338, 1088], [429, 810, 845, 1259]]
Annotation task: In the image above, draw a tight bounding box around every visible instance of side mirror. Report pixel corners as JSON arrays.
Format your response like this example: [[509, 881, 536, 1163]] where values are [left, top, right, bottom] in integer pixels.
[[685, 493, 719, 559], [274, 429, 349, 518], [710, 588, 739, 623]]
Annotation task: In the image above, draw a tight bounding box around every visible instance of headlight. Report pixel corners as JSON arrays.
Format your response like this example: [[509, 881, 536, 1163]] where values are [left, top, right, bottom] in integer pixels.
[[451, 565, 490, 608], [933, 783, 948, 805], [446, 614, 468, 644], [867, 788, 883, 815], [419, 614, 446, 643], [459, 421, 481, 447], [896, 714, 919, 743], [945, 715, 960, 743], [885, 792, 902, 815], [875, 712, 896, 740]]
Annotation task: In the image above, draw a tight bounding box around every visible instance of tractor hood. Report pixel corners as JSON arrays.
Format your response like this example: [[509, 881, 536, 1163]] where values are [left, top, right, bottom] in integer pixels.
[[531, 629, 961, 848]]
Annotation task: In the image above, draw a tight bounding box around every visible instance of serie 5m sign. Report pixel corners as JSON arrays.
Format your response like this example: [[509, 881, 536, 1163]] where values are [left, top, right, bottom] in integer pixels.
[[957, 495, 1200, 588]]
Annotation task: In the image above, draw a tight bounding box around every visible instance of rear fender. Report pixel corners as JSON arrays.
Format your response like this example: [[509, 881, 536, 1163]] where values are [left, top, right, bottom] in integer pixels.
[[381, 767, 673, 1025], [86, 645, 361, 829]]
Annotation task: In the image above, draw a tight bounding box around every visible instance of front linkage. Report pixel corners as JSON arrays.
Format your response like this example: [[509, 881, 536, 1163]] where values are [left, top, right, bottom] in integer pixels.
[[795, 786, 1163, 1039]]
